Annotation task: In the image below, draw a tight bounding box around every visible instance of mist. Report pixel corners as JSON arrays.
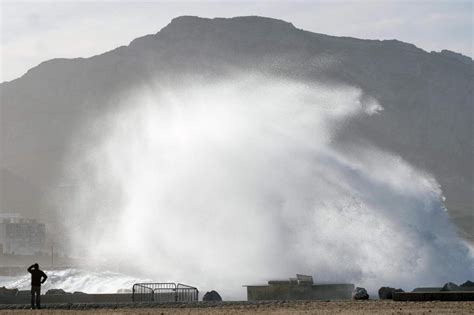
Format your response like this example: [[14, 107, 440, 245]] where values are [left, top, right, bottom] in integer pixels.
[[57, 74, 473, 299]]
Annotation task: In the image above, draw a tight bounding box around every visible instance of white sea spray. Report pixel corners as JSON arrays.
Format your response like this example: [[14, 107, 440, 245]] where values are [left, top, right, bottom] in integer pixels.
[[55, 75, 473, 299]]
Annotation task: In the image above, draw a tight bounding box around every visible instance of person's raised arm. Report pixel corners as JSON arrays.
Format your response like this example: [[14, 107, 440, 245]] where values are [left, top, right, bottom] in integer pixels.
[[27, 264, 35, 273]]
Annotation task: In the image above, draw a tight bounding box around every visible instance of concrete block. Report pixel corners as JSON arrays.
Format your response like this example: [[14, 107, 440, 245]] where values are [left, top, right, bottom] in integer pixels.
[[393, 291, 474, 301]]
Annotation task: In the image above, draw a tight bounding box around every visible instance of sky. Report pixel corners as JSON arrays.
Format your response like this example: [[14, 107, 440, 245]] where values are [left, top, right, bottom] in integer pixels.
[[0, 0, 472, 83]]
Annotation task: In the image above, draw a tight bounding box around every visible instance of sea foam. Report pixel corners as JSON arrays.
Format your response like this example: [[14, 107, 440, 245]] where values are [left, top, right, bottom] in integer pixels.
[[57, 75, 473, 299]]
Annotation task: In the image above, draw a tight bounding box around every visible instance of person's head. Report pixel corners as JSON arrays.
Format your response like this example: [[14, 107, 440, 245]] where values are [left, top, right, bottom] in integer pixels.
[[34, 263, 39, 270]]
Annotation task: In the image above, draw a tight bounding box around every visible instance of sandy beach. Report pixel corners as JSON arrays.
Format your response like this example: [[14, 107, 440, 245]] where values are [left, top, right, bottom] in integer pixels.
[[0, 301, 473, 314]]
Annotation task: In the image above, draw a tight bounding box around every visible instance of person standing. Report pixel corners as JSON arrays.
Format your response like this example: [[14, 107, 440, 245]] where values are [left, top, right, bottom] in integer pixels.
[[27, 263, 47, 309]]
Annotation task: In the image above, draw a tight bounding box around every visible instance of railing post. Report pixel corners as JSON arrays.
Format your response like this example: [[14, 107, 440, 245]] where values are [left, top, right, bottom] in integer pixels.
[[174, 283, 178, 302]]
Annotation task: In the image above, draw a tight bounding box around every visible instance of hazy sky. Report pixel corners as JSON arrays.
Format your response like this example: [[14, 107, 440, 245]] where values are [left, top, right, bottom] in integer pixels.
[[1, 0, 472, 82]]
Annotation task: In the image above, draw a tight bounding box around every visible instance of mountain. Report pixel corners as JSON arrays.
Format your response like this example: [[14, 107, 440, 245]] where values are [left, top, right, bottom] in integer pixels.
[[1, 16, 472, 241]]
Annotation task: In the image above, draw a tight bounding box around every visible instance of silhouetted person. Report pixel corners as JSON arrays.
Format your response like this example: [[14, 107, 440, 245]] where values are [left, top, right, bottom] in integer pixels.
[[27, 263, 47, 309]]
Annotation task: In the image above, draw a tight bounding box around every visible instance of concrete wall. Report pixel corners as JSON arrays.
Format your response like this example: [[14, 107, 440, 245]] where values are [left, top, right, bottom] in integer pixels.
[[393, 291, 474, 301], [247, 283, 354, 301]]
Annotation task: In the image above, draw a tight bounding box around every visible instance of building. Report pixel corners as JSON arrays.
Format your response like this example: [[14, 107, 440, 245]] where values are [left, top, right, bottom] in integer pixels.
[[245, 274, 354, 301], [0, 214, 45, 255]]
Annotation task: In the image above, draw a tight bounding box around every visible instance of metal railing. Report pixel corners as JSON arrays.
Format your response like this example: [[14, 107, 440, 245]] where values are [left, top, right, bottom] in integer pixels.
[[132, 282, 199, 302]]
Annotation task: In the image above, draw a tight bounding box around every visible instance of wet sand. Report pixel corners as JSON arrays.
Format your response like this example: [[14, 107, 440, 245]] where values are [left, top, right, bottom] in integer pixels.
[[0, 300, 473, 314]]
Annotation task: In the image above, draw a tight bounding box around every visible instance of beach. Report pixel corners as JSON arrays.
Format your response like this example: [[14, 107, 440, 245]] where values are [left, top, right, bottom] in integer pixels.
[[0, 300, 473, 314]]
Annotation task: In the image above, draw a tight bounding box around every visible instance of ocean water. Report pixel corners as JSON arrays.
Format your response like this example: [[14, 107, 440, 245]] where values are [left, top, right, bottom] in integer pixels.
[[0, 269, 148, 293], [50, 75, 473, 299]]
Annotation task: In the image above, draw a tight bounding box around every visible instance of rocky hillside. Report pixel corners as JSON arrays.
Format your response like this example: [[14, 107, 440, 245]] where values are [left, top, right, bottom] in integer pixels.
[[1, 16, 472, 241]]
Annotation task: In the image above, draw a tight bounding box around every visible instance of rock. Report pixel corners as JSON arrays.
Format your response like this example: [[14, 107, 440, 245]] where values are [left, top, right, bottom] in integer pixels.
[[0, 286, 18, 296], [378, 287, 404, 299], [441, 282, 460, 291], [460, 280, 474, 287], [17, 290, 30, 297], [202, 290, 222, 301], [352, 287, 369, 300], [378, 287, 395, 299], [46, 288, 71, 295], [117, 288, 132, 293]]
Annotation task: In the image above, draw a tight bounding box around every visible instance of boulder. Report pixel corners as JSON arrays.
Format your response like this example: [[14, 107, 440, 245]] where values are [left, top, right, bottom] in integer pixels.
[[378, 287, 395, 299], [441, 282, 460, 291], [17, 290, 31, 297], [46, 288, 71, 295], [352, 287, 369, 300], [378, 287, 404, 299], [460, 280, 474, 288], [0, 287, 18, 296], [117, 288, 132, 293], [203, 290, 222, 301]]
